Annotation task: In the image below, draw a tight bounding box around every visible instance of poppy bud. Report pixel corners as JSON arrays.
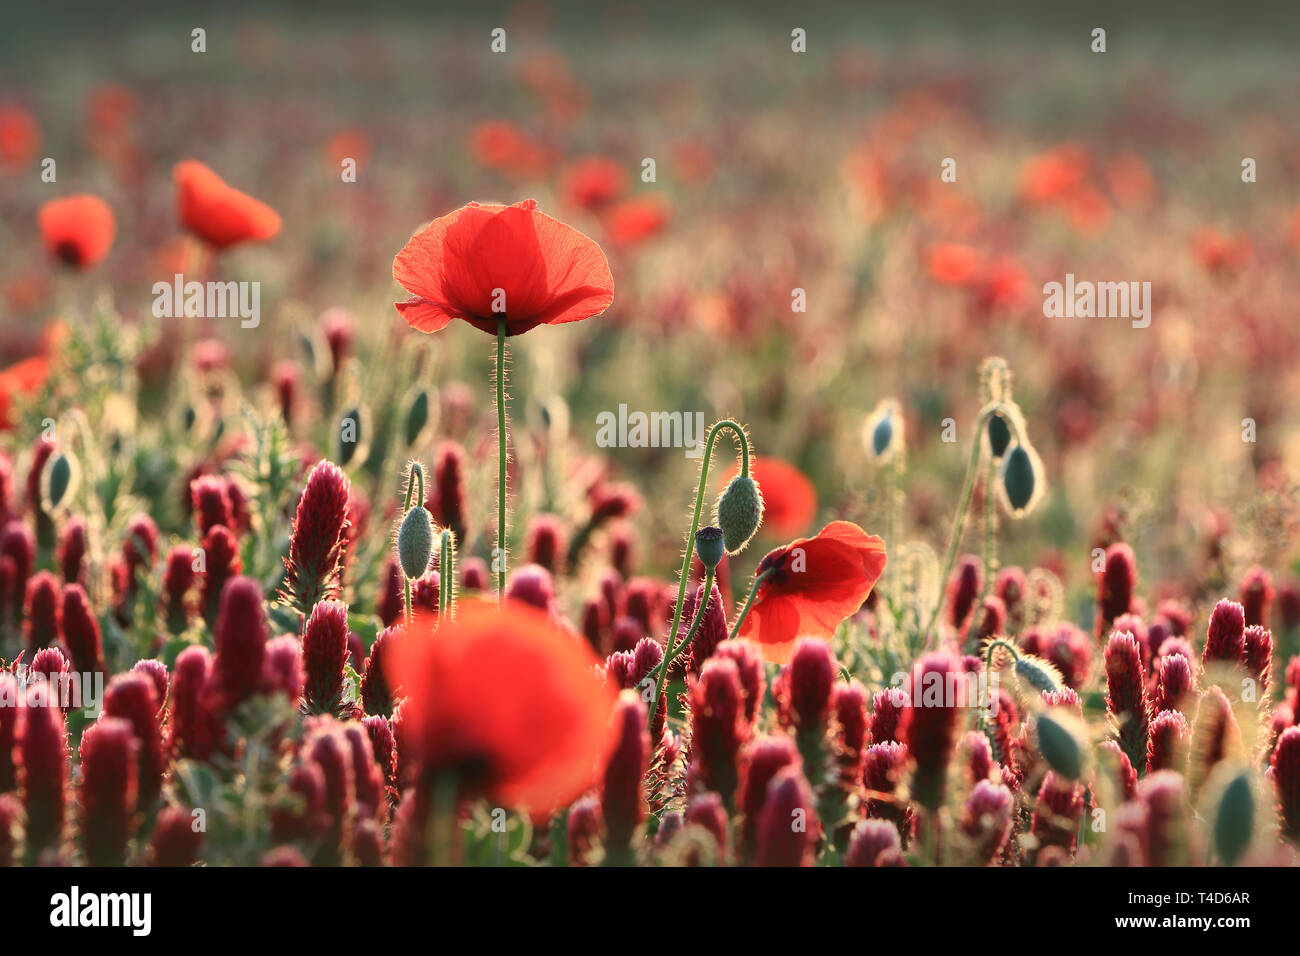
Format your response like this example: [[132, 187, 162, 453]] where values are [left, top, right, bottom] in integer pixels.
[[57, 516, 87, 584], [303, 600, 350, 716], [602, 691, 649, 860], [335, 405, 368, 468], [845, 818, 903, 867], [689, 658, 747, 809], [79, 717, 139, 866], [1270, 725, 1300, 841], [755, 766, 817, 867], [252, 636, 298, 707], [693, 525, 725, 572], [214, 575, 269, 704], [1146, 709, 1189, 774], [959, 780, 1014, 865], [714, 473, 764, 555], [865, 399, 902, 463], [986, 410, 1012, 458], [403, 386, 431, 448], [23, 570, 61, 651], [150, 805, 203, 866], [41, 452, 78, 513], [1212, 768, 1255, 865], [1105, 630, 1149, 771], [1034, 710, 1084, 780], [525, 514, 566, 575], [998, 443, 1042, 518], [396, 505, 434, 580], [1203, 599, 1246, 666], [104, 672, 163, 803]]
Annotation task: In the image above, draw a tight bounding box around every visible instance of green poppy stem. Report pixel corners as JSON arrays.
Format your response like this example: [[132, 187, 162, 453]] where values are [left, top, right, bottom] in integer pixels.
[[727, 567, 774, 641], [647, 568, 714, 733], [495, 319, 508, 603]]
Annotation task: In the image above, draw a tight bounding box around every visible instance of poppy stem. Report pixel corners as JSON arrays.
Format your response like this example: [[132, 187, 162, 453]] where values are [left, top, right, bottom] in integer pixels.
[[964, 450, 1000, 652], [439, 529, 454, 622], [664, 419, 748, 694], [647, 567, 715, 732], [923, 400, 1022, 645], [495, 319, 508, 603], [981, 638, 1018, 723], [402, 462, 424, 626], [727, 568, 773, 641]]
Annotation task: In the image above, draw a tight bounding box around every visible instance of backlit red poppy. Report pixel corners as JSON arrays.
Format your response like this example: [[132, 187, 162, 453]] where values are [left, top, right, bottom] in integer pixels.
[[38, 195, 116, 269], [0, 104, 39, 168], [738, 521, 887, 663], [0, 356, 51, 430], [386, 599, 616, 814], [174, 160, 281, 249], [606, 195, 670, 245], [392, 199, 614, 337], [728, 456, 817, 538], [561, 156, 627, 210]]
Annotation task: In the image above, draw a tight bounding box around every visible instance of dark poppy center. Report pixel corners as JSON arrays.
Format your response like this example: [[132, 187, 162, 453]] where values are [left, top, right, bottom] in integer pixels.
[[55, 240, 84, 267]]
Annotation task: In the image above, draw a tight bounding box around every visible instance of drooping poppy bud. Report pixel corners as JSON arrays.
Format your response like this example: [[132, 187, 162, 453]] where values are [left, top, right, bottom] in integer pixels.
[[397, 505, 434, 581], [998, 442, 1043, 518], [715, 473, 764, 555]]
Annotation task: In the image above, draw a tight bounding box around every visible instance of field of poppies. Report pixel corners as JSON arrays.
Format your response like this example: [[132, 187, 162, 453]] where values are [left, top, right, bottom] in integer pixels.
[[0, 6, 1299, 870]]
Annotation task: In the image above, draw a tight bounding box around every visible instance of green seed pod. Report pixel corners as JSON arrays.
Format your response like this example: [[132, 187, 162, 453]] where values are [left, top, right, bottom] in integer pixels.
[[404, 388, 430, 448], [872, 414, 892, 457], [41, 452, 78, 513], [987, 411, 1012, 458], [863, 398, 903, 463], [1212, 768, 1254, 865], [1035, 710, 1083, 780], [336, 406, 365, 467], [999, 443, 1043, 518], [397, 505, 435, 580], [694, 526, 725, 572], [715, 474, 764, 555], [1013, 654, 1061, 694]]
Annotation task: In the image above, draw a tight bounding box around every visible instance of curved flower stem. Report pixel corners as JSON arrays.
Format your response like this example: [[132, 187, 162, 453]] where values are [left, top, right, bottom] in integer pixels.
[[981, 638, 1019, 721], [495, 319, 508, 603], [727, 568, 773, 641], [964, 450, 999, 652], [923, 400, 1024, 645], [402, 463, 425, 627], [663, 419, 749, 678], [647, 568, 715, 732], [439, 529, 454, 622]]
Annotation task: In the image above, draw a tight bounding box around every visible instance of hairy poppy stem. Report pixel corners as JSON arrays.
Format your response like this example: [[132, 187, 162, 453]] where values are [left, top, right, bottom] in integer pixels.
[[439, 529, 454, 622], [648, 568, 715, 732], [924, 400, 1024, 644], [495, 320, 508, 603], [727, 568, 774, 641], [664, 419, 748, 692], [981, 637, 1019, 724]]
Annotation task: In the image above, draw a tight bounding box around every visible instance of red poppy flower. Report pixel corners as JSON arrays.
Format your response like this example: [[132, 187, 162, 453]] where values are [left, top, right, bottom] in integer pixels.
[[738, 521, 887, 663], [392, 199, 614, 337], [723, 456, 816, 539], [38, 195, 115, 269], [561, 156, 627, 210], [468, 120, 552, 180], [386, 599, 616, 814], [926, 242, 980, 286], [606, 195, 670, 245], [174, 160, 281, 249], [0, 104, 39, 168], [0, 356, 51, 430]]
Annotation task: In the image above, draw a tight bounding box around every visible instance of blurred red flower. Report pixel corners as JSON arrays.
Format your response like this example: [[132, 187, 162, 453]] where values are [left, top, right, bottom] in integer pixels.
[[469, 120, 552, 180], [732, 456, 817, 538], [174, 160, 281, 249], [738, 521, 887, 663], [926, 242, 980, 285], [393, 199, 614, 337], [0, 356, 51, 430], [38, 195, 115, 269], [606, 195, 670, 245], [387, 599, 616, 814], [0, 104, 39, 168], [561, 156, 627, 210]]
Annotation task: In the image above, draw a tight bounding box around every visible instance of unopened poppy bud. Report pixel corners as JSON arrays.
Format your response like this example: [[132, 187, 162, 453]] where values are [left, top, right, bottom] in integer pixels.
[[403, 386, 431, 447], [715, 473, 764, 555], [41, 452, 78, 513], [999, 442, 1043, 517], [397, 505, 434, 580], [693, 525, 725, 572], [864, 399, 902, 463], [335, 405, 367, 467], [1013, 653, 1061, 694], [986, 410, 1012, 458], [1212, 768, 1254, 866], [1034, 710, 1084, 780]]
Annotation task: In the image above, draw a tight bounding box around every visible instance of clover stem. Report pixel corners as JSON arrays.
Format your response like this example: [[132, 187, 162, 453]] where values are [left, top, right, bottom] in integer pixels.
[[647, 567, 715, 733], [663, 419, 748, 685], [727, 567, 773, 641], [495, 319, 508, 602]]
